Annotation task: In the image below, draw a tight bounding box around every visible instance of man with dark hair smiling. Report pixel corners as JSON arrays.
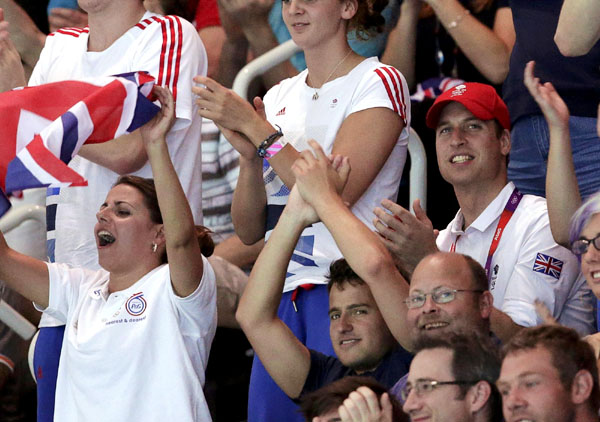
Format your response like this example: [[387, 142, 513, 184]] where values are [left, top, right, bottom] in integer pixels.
[[498, 325, 600, 422], [236, 141, 413, 416]]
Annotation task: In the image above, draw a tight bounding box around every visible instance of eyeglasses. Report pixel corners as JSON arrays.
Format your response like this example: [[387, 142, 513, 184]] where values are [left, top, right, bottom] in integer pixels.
[[404, 287, 484, 309], [571, 233, 600, 255], [400, 379, 478, 401]]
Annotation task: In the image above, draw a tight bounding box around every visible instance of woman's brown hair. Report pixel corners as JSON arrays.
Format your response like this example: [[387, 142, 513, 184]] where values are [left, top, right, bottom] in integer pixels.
[[114, 175, 214, 262]]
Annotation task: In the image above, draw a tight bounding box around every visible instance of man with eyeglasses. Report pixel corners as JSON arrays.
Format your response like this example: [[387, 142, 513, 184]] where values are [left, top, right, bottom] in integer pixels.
[[390, 252, 495, 401], [498, 324, 600, 422], [373, 82, 595, 341], [402, 333, 503, 422]]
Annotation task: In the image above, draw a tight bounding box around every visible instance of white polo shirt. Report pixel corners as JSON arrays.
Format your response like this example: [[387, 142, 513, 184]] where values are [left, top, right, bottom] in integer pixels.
[[41, 259, 217, 421], [437, 182, 595, 335]]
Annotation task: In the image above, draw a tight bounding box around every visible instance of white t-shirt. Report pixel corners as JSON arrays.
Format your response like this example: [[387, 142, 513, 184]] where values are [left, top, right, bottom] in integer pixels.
[[29, 12, 206, 271], [263, 57, 411, 292], [41, 259, 217, 421], [437, 182, 595, 335]]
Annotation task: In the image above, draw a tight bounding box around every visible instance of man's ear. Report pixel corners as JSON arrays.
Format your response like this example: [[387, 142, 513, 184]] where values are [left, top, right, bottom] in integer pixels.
[[479, 291, 494, 319], [571, 369, 594, 405], [499, 128, 511, 157], [467, 380, 492, 414]]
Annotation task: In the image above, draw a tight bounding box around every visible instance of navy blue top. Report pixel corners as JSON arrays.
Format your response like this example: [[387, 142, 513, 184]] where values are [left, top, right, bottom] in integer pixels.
[[504, 0, 600, 124], [300, 347, 413, 396]]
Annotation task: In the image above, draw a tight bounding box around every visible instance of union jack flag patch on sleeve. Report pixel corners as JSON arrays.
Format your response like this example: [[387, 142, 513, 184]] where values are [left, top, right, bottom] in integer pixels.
[[533, 253, 563, 280]]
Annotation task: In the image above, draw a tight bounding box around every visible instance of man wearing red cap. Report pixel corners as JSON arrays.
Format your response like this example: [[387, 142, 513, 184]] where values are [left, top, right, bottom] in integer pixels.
[[373, 82, 595, 342]]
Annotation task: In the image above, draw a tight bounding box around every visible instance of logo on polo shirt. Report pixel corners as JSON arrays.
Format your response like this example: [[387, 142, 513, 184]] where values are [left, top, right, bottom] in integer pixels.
[[126, 292, 147, 316], [490, 264, 499, 290]]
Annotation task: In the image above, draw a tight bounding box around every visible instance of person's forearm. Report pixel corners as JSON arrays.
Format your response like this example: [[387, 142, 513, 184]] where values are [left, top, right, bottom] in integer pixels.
[[236, 209, 304, 328], [314, 194, 413, 350], [546, 122, 581, 247], [216, 36, 249, 87], [214, 235, 263, 268], [147, 141, 195, 249], [78, 130, 148, 174], [231, 157, 268, 244], [429, 0, 511, 84], [490, 308, 524, 343], [241, 23, 297, 89], [381, 1, 420, 90]]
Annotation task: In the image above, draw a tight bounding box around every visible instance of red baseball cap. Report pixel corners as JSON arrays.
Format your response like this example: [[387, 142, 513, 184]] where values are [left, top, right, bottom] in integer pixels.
[[425, 82, 511, 130]]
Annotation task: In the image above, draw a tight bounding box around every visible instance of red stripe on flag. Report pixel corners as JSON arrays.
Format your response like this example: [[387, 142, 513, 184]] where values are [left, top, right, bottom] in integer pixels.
[[374, 69, 398, 114], [85, 80, 128, 144], [27, 136, 87, 186]]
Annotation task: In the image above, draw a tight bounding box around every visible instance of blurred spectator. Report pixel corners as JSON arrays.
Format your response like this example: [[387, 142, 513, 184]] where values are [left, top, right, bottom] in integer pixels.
[[299, 376, 407, 422], [503, 0, 600, 199], [382, 0, 513, 92], [554, 0, 600, 57], [374, 82, 595, 341], [0, 1, 46, 81], [402, 334, 502, 422], [498, 325, 599, 422], [216, 0, 400, 90]]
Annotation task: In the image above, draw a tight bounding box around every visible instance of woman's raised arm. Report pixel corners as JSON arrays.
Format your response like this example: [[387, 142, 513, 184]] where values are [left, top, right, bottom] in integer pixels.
[[141, 86, 204, 297]]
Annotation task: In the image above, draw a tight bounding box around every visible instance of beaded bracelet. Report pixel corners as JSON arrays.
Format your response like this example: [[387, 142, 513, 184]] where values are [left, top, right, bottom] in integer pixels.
[[257, 125, 284, 158]]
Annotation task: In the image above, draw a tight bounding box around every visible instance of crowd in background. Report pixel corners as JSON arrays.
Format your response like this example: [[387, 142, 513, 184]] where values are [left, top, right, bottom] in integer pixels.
[[0, 0, 599, 421]]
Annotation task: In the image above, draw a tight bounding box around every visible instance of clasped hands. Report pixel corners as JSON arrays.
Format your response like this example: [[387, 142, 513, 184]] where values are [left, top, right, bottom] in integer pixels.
[[285, 140, 351, 226]]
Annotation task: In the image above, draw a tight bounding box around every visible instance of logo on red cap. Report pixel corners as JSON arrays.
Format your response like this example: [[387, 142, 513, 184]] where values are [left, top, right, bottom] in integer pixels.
[[450, 84, 467, 97]]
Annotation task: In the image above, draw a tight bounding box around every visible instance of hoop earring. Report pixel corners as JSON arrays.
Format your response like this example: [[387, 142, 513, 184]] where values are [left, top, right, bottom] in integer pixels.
[[152, 243, 157, 253]]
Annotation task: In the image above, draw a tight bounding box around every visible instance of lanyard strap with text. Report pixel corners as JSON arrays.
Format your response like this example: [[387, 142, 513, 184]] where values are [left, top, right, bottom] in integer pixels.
[[451, 188, 523, 280]]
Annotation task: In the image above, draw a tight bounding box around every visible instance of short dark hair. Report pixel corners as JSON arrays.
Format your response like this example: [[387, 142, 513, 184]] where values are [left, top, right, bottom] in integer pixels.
[[114, 175, 214, 261], [326, 258, 364, 293], [413, 333, 502, 422], [502, 325, 600, 413], [298, 376, 407, 421]]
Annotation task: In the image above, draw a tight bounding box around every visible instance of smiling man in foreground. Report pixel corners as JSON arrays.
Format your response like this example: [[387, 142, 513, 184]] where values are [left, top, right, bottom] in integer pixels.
[[236, 142, 413, 419]]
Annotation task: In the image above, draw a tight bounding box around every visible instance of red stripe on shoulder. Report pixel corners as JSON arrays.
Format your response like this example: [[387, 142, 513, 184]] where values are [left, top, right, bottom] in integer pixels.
[[136, 16, 165, 29], [158, 16, 183, 102], [374, 68, 399, 114], [171, 16, 183, 102], [381, 66, 406, 123], [55, 27, 89, 38]]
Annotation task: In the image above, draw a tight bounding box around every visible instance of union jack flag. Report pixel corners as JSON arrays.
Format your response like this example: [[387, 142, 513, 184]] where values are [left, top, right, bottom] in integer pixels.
[[0, 72, 159, 218], [533, 252, 564, 280]]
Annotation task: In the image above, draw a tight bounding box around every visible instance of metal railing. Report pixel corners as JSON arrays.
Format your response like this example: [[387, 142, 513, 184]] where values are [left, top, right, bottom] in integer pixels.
[[231, 40, 427, 212]]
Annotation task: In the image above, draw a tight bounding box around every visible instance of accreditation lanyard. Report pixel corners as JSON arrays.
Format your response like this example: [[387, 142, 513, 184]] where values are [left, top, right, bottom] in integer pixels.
[[450, 188, 523, 280]]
